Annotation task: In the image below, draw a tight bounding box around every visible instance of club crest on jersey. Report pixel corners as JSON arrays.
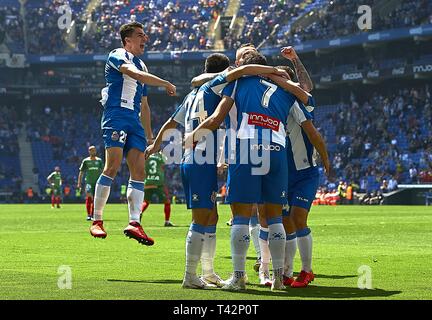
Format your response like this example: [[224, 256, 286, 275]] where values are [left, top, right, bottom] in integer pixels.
[[248, 112, 280, 131], [111, 131, 119, 141]]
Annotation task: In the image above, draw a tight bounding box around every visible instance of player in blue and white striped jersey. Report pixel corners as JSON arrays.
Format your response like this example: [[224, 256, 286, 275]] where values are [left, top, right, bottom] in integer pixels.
[[90, 22, 176, 245], [189, 51, 312, 291], [145, 53, 289, 289], [264, 65, 330, 288]]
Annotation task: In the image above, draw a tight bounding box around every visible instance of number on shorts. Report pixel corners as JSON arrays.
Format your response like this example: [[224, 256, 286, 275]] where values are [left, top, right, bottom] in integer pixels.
[[119, 130, 127, 143]]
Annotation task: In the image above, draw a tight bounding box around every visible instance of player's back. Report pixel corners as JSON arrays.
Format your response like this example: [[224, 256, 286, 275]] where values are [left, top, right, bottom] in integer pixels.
[[145, 153, 165, 185], [286, 98, 318, 176], [172, 74, 229, 164], [224, 75, 297, 147]]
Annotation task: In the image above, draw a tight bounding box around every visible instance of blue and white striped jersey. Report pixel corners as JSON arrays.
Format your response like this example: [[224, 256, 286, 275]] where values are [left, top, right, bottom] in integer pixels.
[[221, 75, 298, 161], [286, 96, 318, 173], [171, 74, 229, 164], [100, 48, 148, 114]]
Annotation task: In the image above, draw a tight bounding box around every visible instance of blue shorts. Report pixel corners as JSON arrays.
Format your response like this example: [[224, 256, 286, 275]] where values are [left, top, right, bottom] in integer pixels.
[[180, 163, 218, 210], [226, 141, 288, 205], [101, 108, 147, 154], [283, 170, 319, 215]]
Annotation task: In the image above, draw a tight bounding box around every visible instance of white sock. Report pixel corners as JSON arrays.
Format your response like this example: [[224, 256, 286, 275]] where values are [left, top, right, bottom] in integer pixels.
[[201, 225, 216, 276], [127, 180, 145, 223], [297, 227, 313, 272], [185, 223, 205, 275], [93, 174, 113, 221], [231, 216, 250, 277], [285, 232, 297, 277], [258, 226, 270, 273], [267, 217, 286, 274], [249, 216, 261, 259]]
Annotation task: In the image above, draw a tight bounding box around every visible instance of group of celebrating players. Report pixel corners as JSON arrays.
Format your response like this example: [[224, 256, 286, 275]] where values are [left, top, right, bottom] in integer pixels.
[[83, 21, 330, 292]]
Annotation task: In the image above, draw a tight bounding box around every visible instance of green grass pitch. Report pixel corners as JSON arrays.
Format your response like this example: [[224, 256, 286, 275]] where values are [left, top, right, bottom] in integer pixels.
[[0, 204, 431, 300]]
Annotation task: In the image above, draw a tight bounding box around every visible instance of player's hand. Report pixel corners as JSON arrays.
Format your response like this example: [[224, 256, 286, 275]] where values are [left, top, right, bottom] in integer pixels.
[[281, 46, 298, 61], [217, 163, 228, 175], [147, 137, 155, 145], [273, 68, 290, 79], [165, 82, 176, 96], [145, 143, 160, 160], [76, 184, 81, 192]]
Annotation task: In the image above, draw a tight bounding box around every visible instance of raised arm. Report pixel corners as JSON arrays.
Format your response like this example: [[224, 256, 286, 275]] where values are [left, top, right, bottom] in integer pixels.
[[301, 120, 330, 176], [281, 46, 313, 92], [119, 64, 176, 96]]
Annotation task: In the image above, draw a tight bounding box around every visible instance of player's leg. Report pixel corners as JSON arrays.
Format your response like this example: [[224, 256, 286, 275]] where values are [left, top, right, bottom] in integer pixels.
[[282, 205, 297, 286], [261, 148, 288, 290], [182, 208, 213, 289], [290, 174, 319, 288], [257, 205, 271, 286], [51, 190, 55, 209], [221, 202, 253, 291], [55, 188, 61, 208], [249, 204, 261, 272], [140, 188, 151, 222], [163, 186, 173, 226], [124, 147, 154, 246], [91, 147, 122, 238], [200, 205, 223, 286], [263, 203, 286, 290]]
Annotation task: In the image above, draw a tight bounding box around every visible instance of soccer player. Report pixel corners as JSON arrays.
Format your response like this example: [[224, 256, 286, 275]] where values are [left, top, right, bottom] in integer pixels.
[[77, 146, 104, 221], [90, 21, 176, 244], [258, 63, 330, 288], [189, 51, 311, 291], [146, 53, 289, 289], [140, 151, 173, 227], [47, 166, 62, 209]]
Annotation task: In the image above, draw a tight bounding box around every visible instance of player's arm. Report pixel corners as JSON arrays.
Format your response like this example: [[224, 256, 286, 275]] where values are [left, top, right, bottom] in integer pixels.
[[140, 96, 154, 144], [145, 118, 178, 159], [266, 74, 311, 104], [191, 72, 220, 88], [77, 170, 84, 190], [301, 120, 331, 176], [225, 64, 289, 83], [189, 96, 234, 143], [281, 46, 313, 92], [119, 63, 176, 96]]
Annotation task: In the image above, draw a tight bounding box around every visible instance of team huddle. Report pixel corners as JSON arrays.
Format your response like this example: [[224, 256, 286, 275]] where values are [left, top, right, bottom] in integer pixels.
[[86, 22, 330, 292]]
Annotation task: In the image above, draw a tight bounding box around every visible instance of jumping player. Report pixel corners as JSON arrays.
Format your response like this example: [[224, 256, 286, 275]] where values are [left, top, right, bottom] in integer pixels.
[[90, 21, 176, 244]]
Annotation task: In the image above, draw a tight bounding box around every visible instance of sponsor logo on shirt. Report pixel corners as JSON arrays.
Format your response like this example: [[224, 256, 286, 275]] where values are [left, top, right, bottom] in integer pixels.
[[250, 144, 281, 151], [248, 112, 280, 131], [296, 196, 309, 203]]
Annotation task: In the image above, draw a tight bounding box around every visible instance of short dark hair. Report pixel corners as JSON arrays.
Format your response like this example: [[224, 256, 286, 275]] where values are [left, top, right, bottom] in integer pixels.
[[276, 65, 296, 80], [204, 53, 230, 73], [120, 22, 144, 46], [242, 51, 267, 66]]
